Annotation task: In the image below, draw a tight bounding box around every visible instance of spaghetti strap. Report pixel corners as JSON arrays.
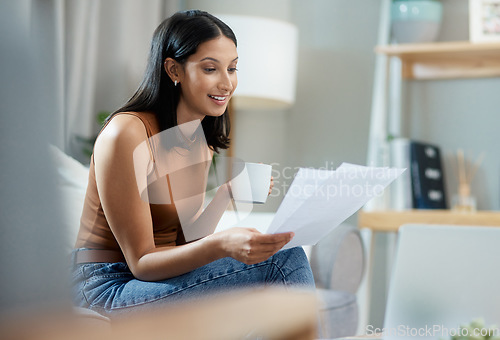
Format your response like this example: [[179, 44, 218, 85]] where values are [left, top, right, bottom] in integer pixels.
[[115, 112, 163, 181]]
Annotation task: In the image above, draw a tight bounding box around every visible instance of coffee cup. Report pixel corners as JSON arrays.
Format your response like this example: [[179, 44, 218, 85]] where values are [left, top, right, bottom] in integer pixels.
[[230, 162, 272, 204]]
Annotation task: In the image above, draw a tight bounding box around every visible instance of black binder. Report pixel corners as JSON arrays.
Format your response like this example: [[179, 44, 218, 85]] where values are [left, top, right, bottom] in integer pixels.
[[410, 141, 447, 209]]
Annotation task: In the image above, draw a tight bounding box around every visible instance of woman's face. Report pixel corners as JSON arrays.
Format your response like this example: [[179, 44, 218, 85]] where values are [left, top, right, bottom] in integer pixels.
[[176, 36, 238, 123]]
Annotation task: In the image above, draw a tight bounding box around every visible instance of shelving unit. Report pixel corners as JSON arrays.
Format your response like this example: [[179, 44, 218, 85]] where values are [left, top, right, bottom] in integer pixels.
[[375, 41, 500, 80], [358, 41, 500, 231], [364, 40, 500, 227], [361, 38, 500, 329]]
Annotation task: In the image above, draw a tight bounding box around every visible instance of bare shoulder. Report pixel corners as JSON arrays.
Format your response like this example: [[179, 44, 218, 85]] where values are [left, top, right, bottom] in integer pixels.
[[96, 113, 149, 147], [94, 113, 149, 161], [98, 113, 148, 142]]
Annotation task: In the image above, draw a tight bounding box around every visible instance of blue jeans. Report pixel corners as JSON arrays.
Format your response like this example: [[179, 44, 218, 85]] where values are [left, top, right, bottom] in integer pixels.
[[71, 247, 315, 317]]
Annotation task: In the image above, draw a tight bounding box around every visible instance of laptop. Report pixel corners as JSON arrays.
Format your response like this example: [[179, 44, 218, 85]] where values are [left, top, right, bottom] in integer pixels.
[[382, 224, 500, 339]]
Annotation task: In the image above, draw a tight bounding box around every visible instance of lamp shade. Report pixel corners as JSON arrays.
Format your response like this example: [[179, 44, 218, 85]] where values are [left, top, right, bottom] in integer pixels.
[[217, 15, 299, 109]]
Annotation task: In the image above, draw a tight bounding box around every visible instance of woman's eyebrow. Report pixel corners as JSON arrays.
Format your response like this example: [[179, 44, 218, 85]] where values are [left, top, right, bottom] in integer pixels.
[[199, 56, 239, 63]]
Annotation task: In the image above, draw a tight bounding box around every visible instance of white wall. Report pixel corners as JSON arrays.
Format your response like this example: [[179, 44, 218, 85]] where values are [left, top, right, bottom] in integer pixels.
[[287, 0, 380, 225], [288, 0, 378, 168]]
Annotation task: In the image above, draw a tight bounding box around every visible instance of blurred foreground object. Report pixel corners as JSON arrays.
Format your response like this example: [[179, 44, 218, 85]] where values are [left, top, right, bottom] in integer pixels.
[[0, 0, 68, 312], [2, 288, 319, 340]]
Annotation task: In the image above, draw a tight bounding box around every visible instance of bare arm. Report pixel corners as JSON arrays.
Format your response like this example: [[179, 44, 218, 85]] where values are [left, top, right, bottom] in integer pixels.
[[94, 115, 292, 282]]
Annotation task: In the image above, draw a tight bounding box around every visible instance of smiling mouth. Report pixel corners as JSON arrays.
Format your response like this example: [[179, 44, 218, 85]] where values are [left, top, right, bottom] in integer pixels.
[[208, 94, 228, 101]]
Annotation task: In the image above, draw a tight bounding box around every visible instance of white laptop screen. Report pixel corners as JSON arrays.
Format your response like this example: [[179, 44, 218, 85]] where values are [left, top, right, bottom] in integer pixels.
[[383, 224, 500, 340]]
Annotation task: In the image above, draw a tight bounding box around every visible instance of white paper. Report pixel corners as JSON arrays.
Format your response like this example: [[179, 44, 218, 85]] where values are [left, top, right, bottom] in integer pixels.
[[266, 163, 405, 249]]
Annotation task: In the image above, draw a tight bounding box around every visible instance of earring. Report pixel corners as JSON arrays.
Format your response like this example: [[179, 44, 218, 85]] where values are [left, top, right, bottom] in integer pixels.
[[174, 80, 178, 87]]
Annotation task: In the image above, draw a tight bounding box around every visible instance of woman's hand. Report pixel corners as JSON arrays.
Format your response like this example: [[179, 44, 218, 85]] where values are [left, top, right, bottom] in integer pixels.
[[213, 227, 294, 265], [269, 176, 274, 196]]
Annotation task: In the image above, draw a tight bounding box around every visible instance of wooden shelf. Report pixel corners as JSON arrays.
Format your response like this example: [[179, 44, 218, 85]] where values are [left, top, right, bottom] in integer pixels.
[[375, 41, 500, 80], [358, 209, 500, 232]]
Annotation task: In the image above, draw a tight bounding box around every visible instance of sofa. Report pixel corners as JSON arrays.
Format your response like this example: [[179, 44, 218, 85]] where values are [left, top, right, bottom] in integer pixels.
[[51, 145, 365, 339], [309, 223, 365, 338]]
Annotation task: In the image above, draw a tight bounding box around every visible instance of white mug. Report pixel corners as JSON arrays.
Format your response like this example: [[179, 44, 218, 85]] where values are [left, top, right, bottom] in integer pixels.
[[230, 162, 272, 204]]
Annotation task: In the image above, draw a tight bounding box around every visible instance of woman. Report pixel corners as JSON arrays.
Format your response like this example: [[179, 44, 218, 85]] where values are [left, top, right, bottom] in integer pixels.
[[72, 10, 314, 316]]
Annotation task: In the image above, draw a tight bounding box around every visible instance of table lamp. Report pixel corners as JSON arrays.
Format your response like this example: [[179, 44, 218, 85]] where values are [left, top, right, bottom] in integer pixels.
[[215, 14, 299, 167]]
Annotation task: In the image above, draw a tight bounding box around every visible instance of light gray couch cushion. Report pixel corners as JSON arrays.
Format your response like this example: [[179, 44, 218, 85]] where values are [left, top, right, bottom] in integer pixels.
[[309, 224, 365, 339], [310, 224, 364, 293]]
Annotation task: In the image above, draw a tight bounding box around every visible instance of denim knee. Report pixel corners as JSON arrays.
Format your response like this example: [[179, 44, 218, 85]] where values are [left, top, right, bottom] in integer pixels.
[[268, 247, 315, 288]]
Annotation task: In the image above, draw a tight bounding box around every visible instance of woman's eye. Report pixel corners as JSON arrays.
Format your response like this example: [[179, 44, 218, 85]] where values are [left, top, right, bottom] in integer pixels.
[[204, 68, 216, 73], [228, 67, 238, 73]]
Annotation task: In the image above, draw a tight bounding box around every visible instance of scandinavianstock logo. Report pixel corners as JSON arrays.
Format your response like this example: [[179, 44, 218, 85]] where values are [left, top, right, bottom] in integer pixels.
[[268, 162, 399, 199], [132, 120, 253, 242]]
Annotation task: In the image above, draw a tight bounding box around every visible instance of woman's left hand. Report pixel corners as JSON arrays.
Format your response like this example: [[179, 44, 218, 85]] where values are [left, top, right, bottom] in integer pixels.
[[268, 176, 274, 196]]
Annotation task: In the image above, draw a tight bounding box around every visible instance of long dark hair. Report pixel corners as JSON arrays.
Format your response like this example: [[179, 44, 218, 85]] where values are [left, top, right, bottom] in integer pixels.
[[107, 10, 236, 152]]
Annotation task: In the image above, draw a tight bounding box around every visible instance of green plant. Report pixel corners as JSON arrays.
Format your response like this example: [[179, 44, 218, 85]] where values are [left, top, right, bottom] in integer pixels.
[[443, 318, 500, 340], [76, 110, 110, 159]]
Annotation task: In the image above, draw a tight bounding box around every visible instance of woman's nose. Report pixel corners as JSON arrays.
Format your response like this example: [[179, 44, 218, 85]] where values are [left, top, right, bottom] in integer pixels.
[[218, 73, 234, 92]]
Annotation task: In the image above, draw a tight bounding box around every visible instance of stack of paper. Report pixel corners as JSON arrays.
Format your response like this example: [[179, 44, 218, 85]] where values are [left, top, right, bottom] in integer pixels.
[[266, 163, 405, 249]]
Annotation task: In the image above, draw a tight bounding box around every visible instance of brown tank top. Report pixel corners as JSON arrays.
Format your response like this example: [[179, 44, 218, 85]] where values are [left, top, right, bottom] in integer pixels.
[[75, 112, 183, 250]]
